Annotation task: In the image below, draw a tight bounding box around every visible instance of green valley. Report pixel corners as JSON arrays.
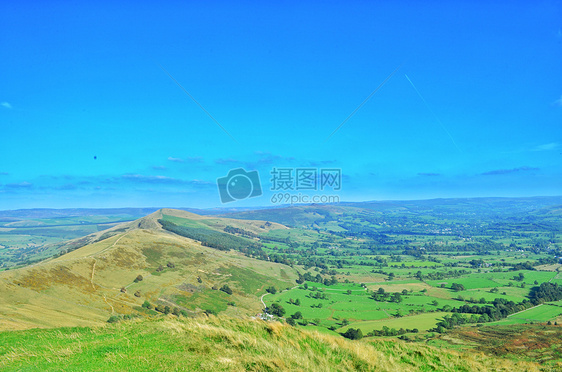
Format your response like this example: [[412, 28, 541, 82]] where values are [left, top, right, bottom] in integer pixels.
[[1, 197, 562, 370]]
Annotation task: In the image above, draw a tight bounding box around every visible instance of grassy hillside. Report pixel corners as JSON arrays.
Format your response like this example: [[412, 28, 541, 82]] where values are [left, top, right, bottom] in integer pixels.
[[0, 315, 548, 371], [0, 209, 297, 331]]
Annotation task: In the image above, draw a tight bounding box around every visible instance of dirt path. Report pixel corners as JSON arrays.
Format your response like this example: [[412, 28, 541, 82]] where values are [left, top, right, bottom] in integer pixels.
[[89, 231, 131, 258], [157, 297, 196, 314], [261, 285, 299, 310], [260, 293, 270, 309], [102, 294, 115, 314], [90, 258, 96, 291]]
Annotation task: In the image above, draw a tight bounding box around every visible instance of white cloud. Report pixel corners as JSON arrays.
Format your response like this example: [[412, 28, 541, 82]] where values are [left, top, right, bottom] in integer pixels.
[[1, 102, 12, 109], [533, 143, 559, 151], [167, 157, 184, 163], [553, 96, 562, 107]]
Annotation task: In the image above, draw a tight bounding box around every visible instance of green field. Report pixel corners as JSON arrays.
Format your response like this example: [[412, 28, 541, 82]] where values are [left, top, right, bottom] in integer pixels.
[[493, 304, 562, 325], [341, 312, 449, 334]]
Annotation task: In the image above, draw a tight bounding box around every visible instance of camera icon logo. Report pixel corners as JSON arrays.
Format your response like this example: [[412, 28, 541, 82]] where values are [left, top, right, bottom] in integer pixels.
[[217, 168, 262, 203]]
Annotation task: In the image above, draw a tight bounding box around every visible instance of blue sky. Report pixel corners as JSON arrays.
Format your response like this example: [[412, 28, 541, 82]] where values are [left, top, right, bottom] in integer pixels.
[[1, 1, 561, 209]]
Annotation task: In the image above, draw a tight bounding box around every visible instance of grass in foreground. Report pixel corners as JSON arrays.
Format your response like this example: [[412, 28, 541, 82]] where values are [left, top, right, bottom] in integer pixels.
[[0, 315, 550, 371]]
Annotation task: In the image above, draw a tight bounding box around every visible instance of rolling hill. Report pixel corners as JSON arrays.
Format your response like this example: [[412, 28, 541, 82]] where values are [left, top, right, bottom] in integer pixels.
[[0, 209, 296, 331]]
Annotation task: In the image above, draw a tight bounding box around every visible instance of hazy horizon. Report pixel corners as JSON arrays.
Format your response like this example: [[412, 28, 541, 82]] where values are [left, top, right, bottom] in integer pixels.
[[1, 1, 561, 210], [1, 194, 562, 214]]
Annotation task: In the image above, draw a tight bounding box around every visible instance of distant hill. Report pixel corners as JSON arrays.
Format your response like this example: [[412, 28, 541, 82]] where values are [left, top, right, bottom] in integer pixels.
[[217, 196, 562, 227]]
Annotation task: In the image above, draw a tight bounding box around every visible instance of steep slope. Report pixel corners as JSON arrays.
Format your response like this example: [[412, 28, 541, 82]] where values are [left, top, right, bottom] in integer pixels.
[[0, 209, 297, 331], [0, 316, 547, 371]]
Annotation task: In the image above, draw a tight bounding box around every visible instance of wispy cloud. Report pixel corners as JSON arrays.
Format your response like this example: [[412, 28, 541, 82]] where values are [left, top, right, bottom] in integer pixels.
[[1, 102, 12, 109], [186, 156, 204, 163], [167, 157, 185, 163], [553, 96, 562, 107], [418, 172, 441, 177], [533, 142, 559, 151], [0, 172, 8, 176], [121, 174, 187, 184], [307, 160, 337, 166], [120, 174, 213, 187], [215, 153, 337, 172], [481, 166, 539, 176], [167, 156, 204, 164], [4, 181, 32, 188], [244, 151, 296, 169], [55, 184, 79, 190], [215, 158, 240, 165], [152, 165, 167, 170]]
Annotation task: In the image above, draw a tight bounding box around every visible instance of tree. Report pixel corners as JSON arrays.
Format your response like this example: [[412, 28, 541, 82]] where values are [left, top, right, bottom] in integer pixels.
[[342, 328, 363, 340], [286, 317, 296, 326], [268, 303, 285, 317], [295, 299, 301, 306], [134, 290, 141, 297], [142, 300, 152, 309], [346, 290, 352, 295], [134, 275, 143, 283], [391, 292, 402, 303], [172, 307, 181, 316], [167, 262, 175, 268], [220, 284, 233, 295], [451, 283, 465, 292], [266, 286, 277, 294], [291, 311, 303, 320]]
